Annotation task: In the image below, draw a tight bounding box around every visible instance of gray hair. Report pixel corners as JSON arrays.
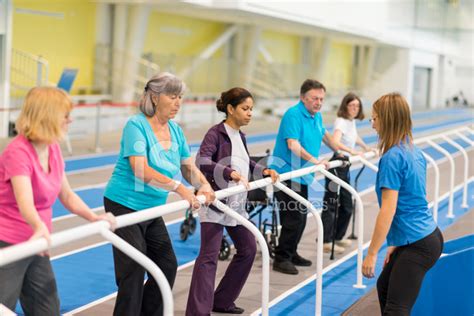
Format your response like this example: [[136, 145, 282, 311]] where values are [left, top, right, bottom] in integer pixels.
[[139, 72, 187, 116]]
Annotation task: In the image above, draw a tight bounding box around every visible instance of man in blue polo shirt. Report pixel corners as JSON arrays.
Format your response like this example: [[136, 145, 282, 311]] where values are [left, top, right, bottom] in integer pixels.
[[270, 79, 339, 275]]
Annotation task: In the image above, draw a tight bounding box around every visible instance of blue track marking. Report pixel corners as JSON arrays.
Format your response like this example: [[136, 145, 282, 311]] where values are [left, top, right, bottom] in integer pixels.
[[412, 236, 474, 316], [442, 235, 474, 254], [266, 181, 474, 316], [52, 130, 474, 219], [63, 109, 473, 173], [25, 176, 471, 315], [55, 108, 474, 219], [12, 111, 469, 314], [24, 139, 470, 314], [53, 187, 105, 218]]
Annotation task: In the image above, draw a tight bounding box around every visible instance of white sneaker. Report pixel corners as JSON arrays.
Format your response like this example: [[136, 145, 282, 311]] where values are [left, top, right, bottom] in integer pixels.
[[323, 242, 345, 254], [336, 239, 352, 247]]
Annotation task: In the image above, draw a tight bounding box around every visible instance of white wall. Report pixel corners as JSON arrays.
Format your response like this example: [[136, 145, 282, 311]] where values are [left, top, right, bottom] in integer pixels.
[[407, 49, 440, 109], [363, 47, 410, 106]]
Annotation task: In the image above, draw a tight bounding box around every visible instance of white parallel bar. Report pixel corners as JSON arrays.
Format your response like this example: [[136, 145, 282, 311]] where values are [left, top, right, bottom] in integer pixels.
[[0, 129, 470, 313], [358, 156, 378, 172], [212, 200, 270, 316], [0, 153, 377, 267], [426, 140, 455, 218], [252, 177, 474, 316], [0, 220, 111, 266], [100, 229, 173, 316], [442, 135, 469, 208], [0, 304, 16, 316], [414, 127, 466, 145], [455, 131, 474, 146], [422, 152, 440, 223], [319, 169, 366, 289], [273, 182, 324, 316]]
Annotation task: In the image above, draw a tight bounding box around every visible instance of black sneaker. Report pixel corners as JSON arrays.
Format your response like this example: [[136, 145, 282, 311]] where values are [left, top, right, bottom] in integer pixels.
[[212, 306, 245, 314], [273, 260, 299, 275], [292, 254, 312, 267]]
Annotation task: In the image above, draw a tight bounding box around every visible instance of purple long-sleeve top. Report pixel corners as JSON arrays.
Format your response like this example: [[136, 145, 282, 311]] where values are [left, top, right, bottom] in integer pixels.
[[196, 121, 267, 192]]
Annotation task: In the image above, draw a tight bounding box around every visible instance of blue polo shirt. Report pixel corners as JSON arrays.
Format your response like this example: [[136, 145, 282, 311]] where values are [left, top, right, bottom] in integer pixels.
[[105, 113, 191, 211], [269, 101, 326, 185], [375, 144, 437, 247]]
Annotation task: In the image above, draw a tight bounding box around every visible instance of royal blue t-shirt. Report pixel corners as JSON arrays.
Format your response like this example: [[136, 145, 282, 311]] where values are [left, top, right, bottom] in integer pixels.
[[269, 101, 326, 185], [375, 144, 437, 246], [105, 113, 191, 211]]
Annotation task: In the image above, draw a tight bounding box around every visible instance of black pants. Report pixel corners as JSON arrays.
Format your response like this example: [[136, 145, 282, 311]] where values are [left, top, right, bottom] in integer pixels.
[[377, 227, 444, 315], [104, 197, 178, 316], [321, 154, 353, 243], [0, 241, 60, 316], [274, 181, 308, 261]]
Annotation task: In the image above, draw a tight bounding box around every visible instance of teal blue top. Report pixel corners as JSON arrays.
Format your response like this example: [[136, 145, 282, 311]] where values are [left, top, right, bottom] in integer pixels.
[[269, 101, 326, 184], [376, 144, 437, 246], [105, 113, 191, 211]]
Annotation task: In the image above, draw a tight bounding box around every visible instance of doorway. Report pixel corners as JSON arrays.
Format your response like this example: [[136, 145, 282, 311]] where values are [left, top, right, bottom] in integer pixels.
[[412, 66, 432, 109]]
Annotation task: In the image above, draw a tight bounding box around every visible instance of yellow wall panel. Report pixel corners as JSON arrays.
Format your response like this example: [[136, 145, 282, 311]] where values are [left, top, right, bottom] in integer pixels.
[[261, 30, 300, 64], [144, 12, 228, 93], [144, 12, 226, 57], [12, 0, 96, 93], [323, 42, 353, 93]]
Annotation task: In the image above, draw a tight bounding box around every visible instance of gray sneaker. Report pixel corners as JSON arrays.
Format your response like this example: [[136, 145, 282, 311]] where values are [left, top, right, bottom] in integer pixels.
[[323, 242, 345, 254]]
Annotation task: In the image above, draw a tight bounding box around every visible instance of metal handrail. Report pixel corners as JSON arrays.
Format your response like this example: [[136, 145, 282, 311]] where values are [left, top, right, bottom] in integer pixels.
[[441, 135, 469, 208], [0, 126, 472, 315], [100, 228, 173, 316], [426, 140, 456, 218], [422, 152, 440, 222], [212, 200, 271, 316], [319, 168, 367, 289], [273, 182, 325, 316]]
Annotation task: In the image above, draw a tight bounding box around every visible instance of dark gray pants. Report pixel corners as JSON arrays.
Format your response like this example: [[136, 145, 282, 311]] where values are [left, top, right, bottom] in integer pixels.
[[0, 240, 60, 316], [104, 197, 178, 316]]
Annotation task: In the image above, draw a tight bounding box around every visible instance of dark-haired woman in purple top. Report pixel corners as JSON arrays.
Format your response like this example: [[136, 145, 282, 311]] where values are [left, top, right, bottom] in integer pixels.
[[186, 87, 278, 315]]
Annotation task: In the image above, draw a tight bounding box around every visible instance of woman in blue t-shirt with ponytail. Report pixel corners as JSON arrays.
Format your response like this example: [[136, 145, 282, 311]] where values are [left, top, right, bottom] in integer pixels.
[[362, 93, 443, 315]]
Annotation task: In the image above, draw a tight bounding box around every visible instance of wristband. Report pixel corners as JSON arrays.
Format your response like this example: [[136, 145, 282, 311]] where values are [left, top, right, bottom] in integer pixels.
[[171, 180, 181, 191]]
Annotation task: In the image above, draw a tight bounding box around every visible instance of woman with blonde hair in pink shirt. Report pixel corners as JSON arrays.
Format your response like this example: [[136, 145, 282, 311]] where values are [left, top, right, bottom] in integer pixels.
[[0, 87, 115, 315]]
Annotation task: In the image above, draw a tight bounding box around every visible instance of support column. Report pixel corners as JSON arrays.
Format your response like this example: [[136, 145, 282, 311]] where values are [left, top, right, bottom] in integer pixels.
[[300, 36, 311, 66], [313, 37, 331, 80], [355, 45, 377, 94], [361, 45, 376, 88], [94, 3, 112, 94], [229, 25, 244, 87], [121, 4, 150, 102], [242, 25, 261, 89], [111, 4, 127, 101], [179, 24, 238, 81], [0, 0, 12, 138]]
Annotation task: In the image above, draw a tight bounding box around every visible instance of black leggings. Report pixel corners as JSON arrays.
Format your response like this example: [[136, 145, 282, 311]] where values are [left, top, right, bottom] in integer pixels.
[[321, 154, 353, 243], [377, 227, 444, 315], [104, 197, 178, 316]]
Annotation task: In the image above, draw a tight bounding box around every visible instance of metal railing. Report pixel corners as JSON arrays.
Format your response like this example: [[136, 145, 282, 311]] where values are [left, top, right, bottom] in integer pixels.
[[414, 126, 473, 219], [10, 49, 49, 108], [0, 126, 472, 315]]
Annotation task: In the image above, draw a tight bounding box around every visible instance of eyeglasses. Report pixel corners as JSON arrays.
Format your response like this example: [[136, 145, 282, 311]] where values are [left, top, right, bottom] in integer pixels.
[[369, 117, 377, 123]]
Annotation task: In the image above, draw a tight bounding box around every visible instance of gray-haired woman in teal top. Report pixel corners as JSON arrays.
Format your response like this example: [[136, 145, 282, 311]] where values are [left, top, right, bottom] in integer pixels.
[[104, 73, 215, 316]]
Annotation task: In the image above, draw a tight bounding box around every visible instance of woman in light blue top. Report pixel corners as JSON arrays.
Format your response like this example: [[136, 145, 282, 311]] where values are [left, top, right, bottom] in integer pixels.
[[104, 73, 215, 316], [362, 93, 443, 315]]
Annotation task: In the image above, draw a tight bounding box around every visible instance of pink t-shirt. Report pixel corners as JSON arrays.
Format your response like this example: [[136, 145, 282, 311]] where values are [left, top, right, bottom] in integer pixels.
[[0, 135, 64, 244]]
